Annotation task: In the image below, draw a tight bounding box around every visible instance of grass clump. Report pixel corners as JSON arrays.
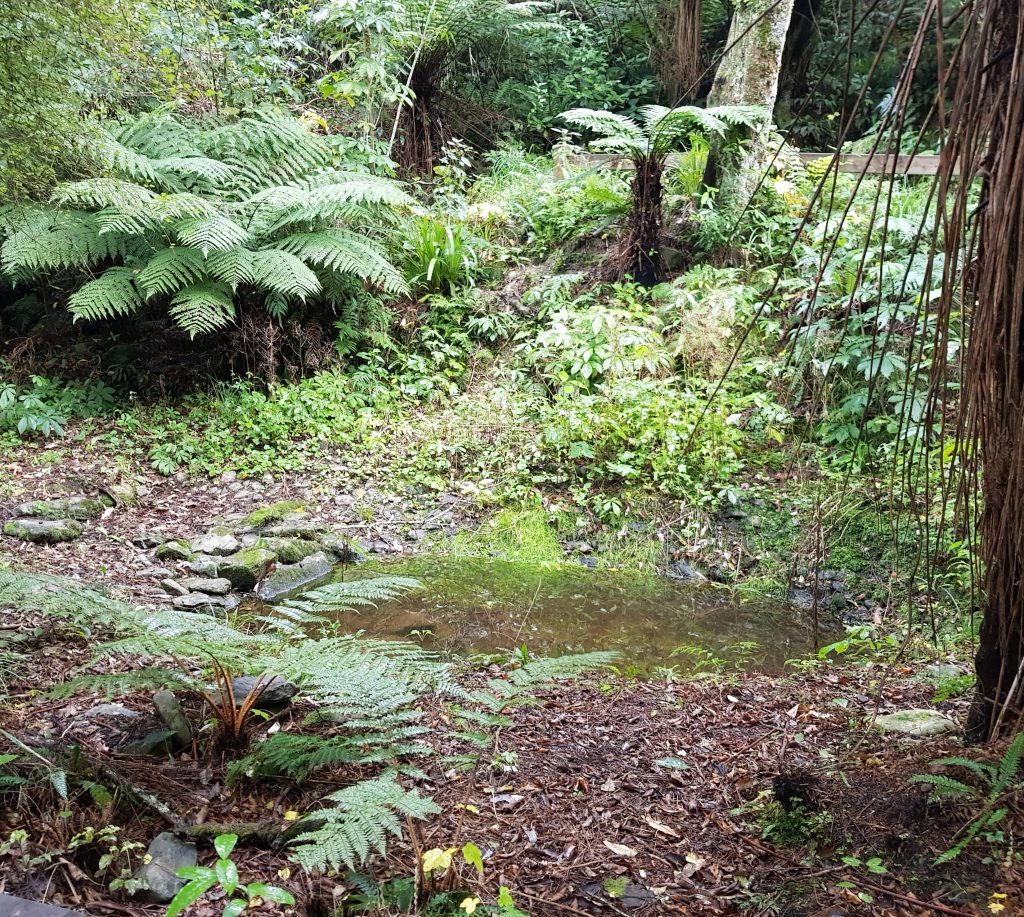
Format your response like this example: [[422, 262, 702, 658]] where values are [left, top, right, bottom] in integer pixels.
[[447, 504, 564, 564]]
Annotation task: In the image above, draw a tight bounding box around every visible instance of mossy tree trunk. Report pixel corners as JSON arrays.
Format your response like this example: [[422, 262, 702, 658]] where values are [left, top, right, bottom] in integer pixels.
[[708, 0, 796, 211]]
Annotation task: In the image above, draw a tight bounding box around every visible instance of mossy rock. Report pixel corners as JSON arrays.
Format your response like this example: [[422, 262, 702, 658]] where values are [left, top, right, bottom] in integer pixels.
[[875, 709, 958, 737], [15, 496, 107, 521], [262, 511, 323, 540], [3, 518, 84, 543], [217, 547, 278, 591], [244, 500, 307, 529], [256, 551, 334, 602], [155, 540, 192, 561], [320, 533, 365, 563], [262, 536, 321, 564]]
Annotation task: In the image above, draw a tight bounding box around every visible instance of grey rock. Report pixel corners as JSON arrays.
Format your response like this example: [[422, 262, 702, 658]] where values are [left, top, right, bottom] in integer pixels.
[[15, 496, 106, 521], [3, 518, 83, 543], [216, 547, 278, 591], [0, 892, 88, 917], [220, 675, 298, 708], [666, 560, 704, 582], [133, 531, 168, 548], [577, 555, 598, 569], [135, 833, 197, 903], [179, 577, 232, 596], [189, 526, 240, 556], [256, 551, 335, 602], [263, 512, 323, 539], [155, 540, 192, 561], [121, 728, 176, 756], [152, 690, 191, 747], [172, 592, 239, 613], [160, 579, 190, 597], [319, 533, 364, 563], [925, 663, 964, 680], [80, 703, 140, 721], [186, 554, 221, 577], [875, 709, 958, 737]]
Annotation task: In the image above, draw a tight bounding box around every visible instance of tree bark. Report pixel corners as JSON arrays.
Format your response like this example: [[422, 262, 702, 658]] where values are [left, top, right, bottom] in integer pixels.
[[708, 0, 797, 211], [624, 154, 665, 288]]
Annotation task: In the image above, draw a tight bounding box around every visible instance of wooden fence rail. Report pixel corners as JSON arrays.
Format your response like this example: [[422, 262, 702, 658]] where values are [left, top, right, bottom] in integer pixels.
[[554, 149, 955, 178]]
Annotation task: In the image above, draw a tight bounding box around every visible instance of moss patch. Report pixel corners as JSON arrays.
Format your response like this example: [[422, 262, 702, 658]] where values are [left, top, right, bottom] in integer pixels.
[[244, 500, 307, 528]]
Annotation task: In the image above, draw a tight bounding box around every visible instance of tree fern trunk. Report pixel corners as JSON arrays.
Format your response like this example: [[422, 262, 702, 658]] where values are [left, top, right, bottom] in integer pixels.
[[624, 154, 665, 288]]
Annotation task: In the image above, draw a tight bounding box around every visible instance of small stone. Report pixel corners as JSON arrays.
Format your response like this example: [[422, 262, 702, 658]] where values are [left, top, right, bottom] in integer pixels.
[[15, 496, 106, 521], [135, 833, 197, 903], [155, 540, 192, 561], [189, 526, 240, 556], [134, 531, 168, 549], [179, 577, 232, 596], [152, 690, 191, 748], [876, 709, 958, 737], [186, 554, 221, 577], [172, 592, 239, 613], [102, 482, 139, 506], [160, 579, 190, 597], [244, 500, 307, 529], [121, 729, 176, 756], [256, 551, 335, 602], [925, 663, 964, 680], [216, 547, 278, 591], [3, 518, 83, 543], [80, 703, 140, 721]]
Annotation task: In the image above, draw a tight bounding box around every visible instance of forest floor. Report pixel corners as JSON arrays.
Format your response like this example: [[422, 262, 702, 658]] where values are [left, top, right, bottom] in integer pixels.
[[2, 441, 1021, 917], [1, 613, 1020, 917]]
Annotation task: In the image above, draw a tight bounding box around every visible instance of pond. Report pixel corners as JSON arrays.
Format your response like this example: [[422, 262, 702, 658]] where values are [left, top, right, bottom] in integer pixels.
[[315, 555, 829, 672]]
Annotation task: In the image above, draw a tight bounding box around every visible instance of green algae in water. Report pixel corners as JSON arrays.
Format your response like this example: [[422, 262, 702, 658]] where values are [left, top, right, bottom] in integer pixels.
[[330, 555, 827, 672]]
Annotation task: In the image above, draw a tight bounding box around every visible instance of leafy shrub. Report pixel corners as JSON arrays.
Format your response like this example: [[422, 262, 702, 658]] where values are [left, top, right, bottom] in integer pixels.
[[0, 374, 116, 437], [1, 108, 409, 338], [524, 282, 669, 389]]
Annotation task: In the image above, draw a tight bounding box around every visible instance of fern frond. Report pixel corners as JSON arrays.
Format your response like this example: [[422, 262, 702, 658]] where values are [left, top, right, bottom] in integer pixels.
[[136, 247, 208, 298], [52, 179, 157, 211], [205, 249, 256, 287], [908, 774, 979, 800], [289, 777, 440, 871], [68, 268, 142, 322], [995, 732, 1023, 792], [561, 108, 644, 142], [154, 156, 237, 187], [177, 214, 248, 253], [275, 230, 408, 295], [250, 249, 321, 299], [1, 212, 125, 274], [168, 282, 236, 337]]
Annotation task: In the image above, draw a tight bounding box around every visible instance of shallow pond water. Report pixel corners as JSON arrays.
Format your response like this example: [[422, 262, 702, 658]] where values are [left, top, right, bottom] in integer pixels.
[[321, 555, 829, 672]]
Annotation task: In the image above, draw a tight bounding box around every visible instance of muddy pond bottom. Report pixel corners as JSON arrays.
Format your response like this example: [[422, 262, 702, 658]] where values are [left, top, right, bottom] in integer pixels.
[[321, 556, 829, 672]]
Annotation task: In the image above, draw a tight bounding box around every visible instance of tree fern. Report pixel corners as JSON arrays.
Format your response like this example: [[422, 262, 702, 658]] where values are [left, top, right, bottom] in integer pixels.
[[1, 109, 410, 337]]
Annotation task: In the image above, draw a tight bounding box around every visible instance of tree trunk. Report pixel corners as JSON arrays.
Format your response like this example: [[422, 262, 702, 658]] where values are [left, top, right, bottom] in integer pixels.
[[959, 0, 1024, 740], [624, 154, 665, 288], [776, 0, 824, 126], [707, 0, 796, 211]]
